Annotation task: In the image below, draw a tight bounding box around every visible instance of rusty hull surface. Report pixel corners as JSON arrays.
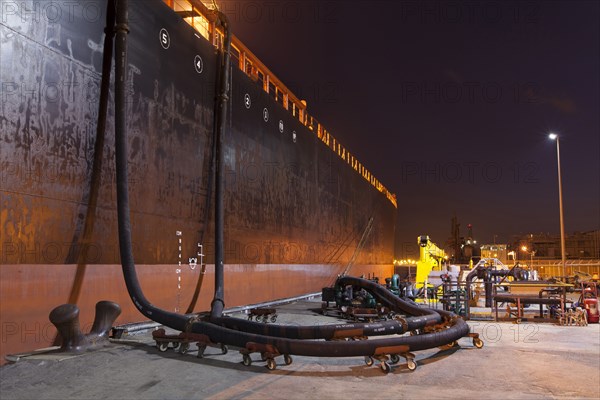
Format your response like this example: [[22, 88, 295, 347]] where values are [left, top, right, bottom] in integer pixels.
[[1, 0, 396, 362], [0, 263, 392, 363]]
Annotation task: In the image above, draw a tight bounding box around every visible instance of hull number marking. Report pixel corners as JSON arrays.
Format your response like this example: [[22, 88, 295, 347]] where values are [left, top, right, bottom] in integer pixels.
[[159, 28, 170, 49]]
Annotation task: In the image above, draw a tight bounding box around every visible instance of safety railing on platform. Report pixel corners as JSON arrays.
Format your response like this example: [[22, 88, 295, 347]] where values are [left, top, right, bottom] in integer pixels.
[[518, 259, 600, 279]]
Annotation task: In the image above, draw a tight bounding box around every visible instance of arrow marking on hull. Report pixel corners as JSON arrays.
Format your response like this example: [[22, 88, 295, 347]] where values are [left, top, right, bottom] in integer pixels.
[[194, 55, 203, 74]]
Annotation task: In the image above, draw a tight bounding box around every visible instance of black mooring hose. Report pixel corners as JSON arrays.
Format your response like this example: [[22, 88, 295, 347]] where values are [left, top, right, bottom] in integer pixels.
[[210, 8, 232, 319], [210, 275, 442, 339], [114, 0, 470, 358]]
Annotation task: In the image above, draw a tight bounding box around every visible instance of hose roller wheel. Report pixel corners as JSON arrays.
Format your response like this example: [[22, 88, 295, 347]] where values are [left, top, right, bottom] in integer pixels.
[[407, 359, 417, 371], [402, 352, 417, 371], [380, 362, 392, 374], [196, 344, 207, 358], [179, 342, 190, 354], [157, 342, 169, 352], [242, 354, 252, 366]]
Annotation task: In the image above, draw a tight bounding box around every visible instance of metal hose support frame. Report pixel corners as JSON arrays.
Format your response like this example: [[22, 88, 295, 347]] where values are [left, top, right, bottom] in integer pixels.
[[114, 0, 470, 359]]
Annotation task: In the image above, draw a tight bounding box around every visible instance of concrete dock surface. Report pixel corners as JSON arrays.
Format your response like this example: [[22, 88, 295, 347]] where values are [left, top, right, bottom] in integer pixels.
[[1, 299, 599, 400]]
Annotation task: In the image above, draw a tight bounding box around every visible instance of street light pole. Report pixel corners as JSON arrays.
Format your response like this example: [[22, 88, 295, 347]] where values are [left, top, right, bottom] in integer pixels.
[[549, 133, 567, 278]]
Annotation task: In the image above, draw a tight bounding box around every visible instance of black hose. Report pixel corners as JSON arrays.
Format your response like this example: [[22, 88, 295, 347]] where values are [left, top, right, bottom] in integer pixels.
[[465, 265, 483, 308], [210, 10, 232, 319], [192, 319, 469, 356], [210, 276, 442, 339], [184, 56, 219, 315], [114, 0, 193, 332], [113, 0, 470, 358], [337, 276, 439, 319]]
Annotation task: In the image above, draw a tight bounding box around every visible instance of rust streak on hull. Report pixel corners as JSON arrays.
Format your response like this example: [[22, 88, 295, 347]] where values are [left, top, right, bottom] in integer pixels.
[[0, 263, 392, 363]]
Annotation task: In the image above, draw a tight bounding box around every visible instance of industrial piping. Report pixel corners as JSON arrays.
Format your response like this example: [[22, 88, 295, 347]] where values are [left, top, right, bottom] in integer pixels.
[[466, 264, 530, 307], [210, 274, 443, 340], [112, 0, 474, 363]]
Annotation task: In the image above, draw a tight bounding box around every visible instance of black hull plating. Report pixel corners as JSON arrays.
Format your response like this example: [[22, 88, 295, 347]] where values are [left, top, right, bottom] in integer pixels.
[[0, 0, 396, 360], [1, 0, 396, 268]]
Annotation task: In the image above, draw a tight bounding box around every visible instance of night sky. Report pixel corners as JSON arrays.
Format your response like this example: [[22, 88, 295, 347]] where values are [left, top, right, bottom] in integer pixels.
[[219, 0, 599, 258]]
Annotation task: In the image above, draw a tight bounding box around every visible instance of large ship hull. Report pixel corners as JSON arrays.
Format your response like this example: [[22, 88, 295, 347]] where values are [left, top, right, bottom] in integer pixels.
[[0, 0, 396, 361]]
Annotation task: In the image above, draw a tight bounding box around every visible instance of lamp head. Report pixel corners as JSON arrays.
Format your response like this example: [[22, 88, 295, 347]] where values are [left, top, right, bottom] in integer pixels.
[[548, 133, 558, 140]]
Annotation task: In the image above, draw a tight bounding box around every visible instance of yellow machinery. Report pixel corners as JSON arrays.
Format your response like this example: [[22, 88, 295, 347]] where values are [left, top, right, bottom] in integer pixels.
[[415, 235, 447, 288]]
